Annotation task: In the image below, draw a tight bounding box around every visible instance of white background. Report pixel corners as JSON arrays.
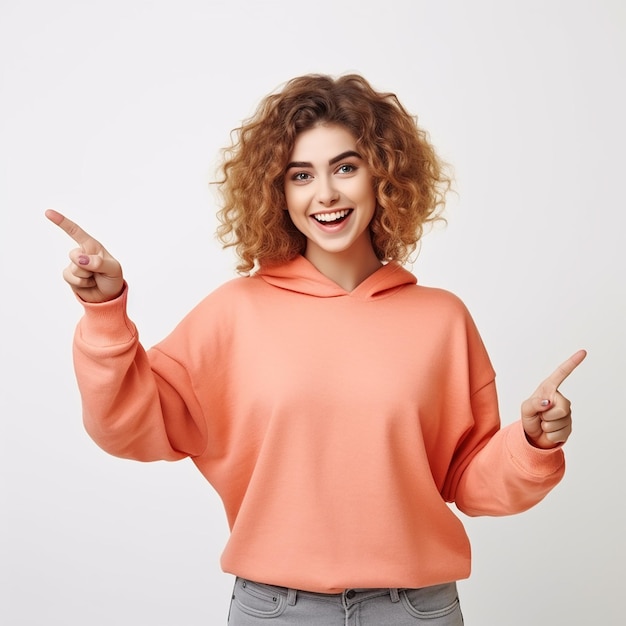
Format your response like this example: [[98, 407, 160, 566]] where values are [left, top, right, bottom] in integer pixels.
[[1, 1, 624, 624]]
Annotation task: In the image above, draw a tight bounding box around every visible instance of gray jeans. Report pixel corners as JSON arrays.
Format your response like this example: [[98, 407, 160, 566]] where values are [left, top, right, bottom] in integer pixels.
[[227, 577, 464, 625]]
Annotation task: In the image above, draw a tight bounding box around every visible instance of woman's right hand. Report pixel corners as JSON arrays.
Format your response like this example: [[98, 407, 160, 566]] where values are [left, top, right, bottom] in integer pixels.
[[46, 209, 125, 303]]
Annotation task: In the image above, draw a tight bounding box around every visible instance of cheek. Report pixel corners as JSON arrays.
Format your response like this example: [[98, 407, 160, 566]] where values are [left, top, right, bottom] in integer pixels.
[[284, 187, 309, 213], [358, 185, 377, 210], [349, 176, 376, 205]]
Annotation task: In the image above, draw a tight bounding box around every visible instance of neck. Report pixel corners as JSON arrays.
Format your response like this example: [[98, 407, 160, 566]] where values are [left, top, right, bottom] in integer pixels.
[[304, 243, 382, 292]]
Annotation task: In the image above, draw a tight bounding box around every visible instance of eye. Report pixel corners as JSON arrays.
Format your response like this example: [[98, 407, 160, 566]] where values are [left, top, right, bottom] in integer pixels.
[[336, 164, 357, 175], [291, 171, 312, 182]]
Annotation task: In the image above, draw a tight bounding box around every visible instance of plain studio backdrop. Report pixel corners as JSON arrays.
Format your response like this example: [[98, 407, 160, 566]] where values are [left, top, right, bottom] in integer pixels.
[[1, 1, 624, 624]]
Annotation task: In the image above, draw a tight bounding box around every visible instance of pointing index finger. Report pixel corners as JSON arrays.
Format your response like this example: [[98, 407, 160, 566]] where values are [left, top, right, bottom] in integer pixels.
[[45, 209, 97, 247], [544, 349, 587, 389]]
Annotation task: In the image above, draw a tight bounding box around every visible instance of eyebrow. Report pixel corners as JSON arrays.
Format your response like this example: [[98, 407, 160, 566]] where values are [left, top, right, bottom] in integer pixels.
[[285, 150, 362, 171]]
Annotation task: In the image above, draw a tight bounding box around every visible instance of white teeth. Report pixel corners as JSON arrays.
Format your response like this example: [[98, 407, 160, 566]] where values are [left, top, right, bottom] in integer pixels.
[[313, 209, 350, 223]]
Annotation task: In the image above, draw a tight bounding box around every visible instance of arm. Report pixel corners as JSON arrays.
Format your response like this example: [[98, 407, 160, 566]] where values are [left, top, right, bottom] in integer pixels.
[[451, 351, 587, 516], [47, 210, 207, 461]]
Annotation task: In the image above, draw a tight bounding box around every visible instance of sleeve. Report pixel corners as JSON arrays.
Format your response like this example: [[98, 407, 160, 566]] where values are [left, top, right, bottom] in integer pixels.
[[72, 286, 208, 461], [450, 380, 566, 516], [437, 299, 566, 516]]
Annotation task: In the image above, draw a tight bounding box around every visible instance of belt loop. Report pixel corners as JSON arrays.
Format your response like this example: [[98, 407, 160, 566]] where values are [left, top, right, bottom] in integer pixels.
[[390, 588, 400, 603], [287, 588, 297, 606]]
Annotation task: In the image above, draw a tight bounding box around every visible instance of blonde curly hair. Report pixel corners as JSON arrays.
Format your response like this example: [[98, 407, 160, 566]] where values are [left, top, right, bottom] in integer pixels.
[[216, 73, 451, 274]]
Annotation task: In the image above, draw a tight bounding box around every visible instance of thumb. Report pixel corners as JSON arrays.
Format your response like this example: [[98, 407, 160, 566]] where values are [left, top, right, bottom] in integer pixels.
[[69, 249, 123, 279], [521, 396, 553, 420]]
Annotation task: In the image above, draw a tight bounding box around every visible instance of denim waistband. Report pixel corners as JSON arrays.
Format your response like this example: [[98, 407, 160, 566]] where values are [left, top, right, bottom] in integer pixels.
[[235, 578, 401, 607]]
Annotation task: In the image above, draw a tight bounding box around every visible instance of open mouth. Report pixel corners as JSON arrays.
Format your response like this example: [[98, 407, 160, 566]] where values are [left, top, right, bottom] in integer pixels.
[[312, 209, 353, 225]]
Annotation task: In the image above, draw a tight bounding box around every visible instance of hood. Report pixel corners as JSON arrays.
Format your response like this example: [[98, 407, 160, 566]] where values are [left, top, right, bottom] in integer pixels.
[[255, 255, 417, 300]]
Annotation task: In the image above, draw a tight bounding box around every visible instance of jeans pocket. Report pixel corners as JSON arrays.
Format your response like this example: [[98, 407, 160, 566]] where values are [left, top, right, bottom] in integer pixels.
[[230, 579, 288, 621], [399, 583, 463, 623]]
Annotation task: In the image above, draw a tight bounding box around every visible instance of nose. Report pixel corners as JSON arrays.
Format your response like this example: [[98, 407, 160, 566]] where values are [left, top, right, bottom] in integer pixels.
[[316, 176, 339, 206]]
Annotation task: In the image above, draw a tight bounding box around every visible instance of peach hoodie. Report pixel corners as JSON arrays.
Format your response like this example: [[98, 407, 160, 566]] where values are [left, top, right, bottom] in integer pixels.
[[73, 255, 565, 593]]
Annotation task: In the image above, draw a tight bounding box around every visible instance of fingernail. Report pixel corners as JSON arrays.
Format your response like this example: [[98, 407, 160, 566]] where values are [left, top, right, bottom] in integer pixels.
[[541, 400, 550, 406], [78, 255, 89, 266]]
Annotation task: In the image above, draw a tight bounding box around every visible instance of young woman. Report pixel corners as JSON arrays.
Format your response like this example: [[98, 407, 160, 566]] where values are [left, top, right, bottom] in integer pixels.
[[46, 74, 585, 625]]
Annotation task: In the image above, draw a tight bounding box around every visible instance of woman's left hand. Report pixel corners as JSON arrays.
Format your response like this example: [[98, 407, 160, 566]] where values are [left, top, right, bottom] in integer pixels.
[[521, 350, 587, 449]]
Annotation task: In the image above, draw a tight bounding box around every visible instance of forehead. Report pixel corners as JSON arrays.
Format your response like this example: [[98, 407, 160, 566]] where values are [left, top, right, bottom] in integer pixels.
[[289, 124, 358, 160]]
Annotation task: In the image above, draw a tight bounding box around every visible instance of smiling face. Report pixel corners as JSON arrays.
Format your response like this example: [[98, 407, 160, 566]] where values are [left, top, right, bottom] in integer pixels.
[[283, 124, 378, 278]]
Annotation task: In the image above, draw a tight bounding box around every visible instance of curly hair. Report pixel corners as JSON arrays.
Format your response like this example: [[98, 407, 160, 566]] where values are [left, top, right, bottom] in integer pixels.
[[216, 73, 451, 274]]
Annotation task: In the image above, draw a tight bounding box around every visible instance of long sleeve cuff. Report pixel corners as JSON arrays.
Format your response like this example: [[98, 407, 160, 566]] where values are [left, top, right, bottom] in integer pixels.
[[75, 283, 136, 347], [504, 421, 565, 478]]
